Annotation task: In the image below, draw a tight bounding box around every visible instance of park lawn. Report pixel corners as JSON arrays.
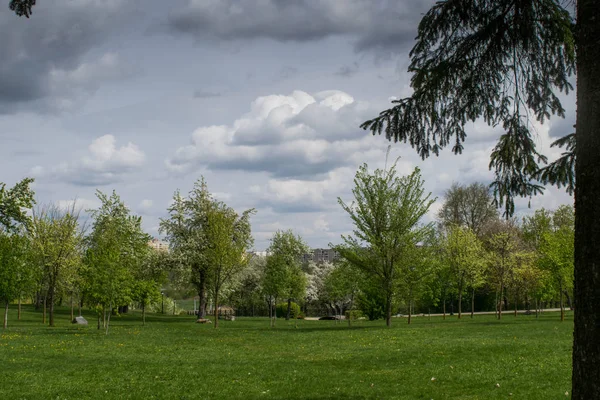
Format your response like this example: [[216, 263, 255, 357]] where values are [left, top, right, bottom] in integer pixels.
[[0, 306, 572, 400]]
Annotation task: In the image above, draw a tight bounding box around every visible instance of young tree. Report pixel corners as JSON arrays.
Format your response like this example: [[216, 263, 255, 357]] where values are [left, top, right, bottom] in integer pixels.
[[31, 203, 84, 327], [334, 162, 435, 327], [360, 1, 598, 395], [483, 221, 521, 320], [323, 261, 361, 326], [204, 201, 255, 328], [132, 249, 168, 325], [85, 191, 150, 335], [444, 225, 486, 319], [0, 232, 33, 329], [266, 230, 310, 322], [398, 240, 437, 324]]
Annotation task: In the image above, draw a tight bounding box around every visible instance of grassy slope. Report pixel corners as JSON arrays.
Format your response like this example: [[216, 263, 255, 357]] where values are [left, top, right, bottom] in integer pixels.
[[0, 306, 572, 400]]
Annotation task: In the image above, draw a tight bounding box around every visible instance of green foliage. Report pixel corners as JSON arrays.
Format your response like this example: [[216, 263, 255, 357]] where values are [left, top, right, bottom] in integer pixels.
[[264, 230, 310, 303], [0, 232, 33, 309], [0, 177, 35, 233], [84, 190, 151, 333], [335, 161, 434, 325], [361, 0, 576, 217], [275, 302, 300, 319]]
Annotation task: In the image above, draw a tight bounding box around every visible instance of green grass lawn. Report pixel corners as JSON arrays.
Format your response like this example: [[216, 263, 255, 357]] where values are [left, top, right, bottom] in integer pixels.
[[0, 305, 572, 400]]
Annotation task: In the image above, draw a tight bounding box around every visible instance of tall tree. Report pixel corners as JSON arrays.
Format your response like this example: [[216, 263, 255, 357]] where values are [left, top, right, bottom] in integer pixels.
[[31, 203, 84, 327], [160, 179, 213, 318], [266, 230, 310, 322], [204, 201, 255, 328], [438, 182, 498, 236], [360, 1, 598, 395], [85, 191, 150, 335], [334, 161, 434, 327]]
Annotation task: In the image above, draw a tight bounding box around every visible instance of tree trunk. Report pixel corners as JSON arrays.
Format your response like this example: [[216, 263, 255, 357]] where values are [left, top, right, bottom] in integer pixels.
[[214, 290, 219, 329], [572, 3, 600, 398], [78, 297, 82, 317], [498, 285, 503, 320], [48, 287, 55, 327], [18, 296, 21, 321], [458, 291, 462, 319], [3, 302, 8, 329], [70, 295, 74, 322], [560, 282, 565, 322], [142, 302, 146, 326], [385, 291, 392, 327], [43, 296, 47, 325], [286, 298, 292, 321], [105, 302, 112, 335], [471, 289, 475, 319], [514, 292, 518, 317], [442, 299, 446, 320], [197, 270, 207, 318], [535, 298, 539, 319], [407, 299, 412, 325]]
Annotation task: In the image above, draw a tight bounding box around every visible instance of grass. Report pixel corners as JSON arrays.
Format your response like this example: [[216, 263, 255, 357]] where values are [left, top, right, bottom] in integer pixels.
[[1, 305, 572, 400]]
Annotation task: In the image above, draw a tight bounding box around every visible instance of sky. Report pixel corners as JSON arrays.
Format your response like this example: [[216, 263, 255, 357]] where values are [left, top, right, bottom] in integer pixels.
[[0, 0, 574, 251]]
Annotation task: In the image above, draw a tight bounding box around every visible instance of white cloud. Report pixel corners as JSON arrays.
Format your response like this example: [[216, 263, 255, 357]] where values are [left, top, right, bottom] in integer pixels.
[[31, 134, 145, 186]]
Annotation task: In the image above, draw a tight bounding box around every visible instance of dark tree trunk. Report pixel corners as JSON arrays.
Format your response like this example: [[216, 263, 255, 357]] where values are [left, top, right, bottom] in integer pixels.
[[18, 296, 21, 321], [442, 298, 446, 320], [560, 282, 565, 322], [471, 289, 475, 319], [214, 290, 219, 329], [48, 287, 55, 327], [70, 295, 74, 322], [197, 268, 208, 318], [286, 298, 291, 321], [3, 301, 8, 329], [385, 291, 392, 327], [142, 302, 146, 326], [43, 296, 47, 325], [407, 299, 412, 325], [572, 2, 600, 398]]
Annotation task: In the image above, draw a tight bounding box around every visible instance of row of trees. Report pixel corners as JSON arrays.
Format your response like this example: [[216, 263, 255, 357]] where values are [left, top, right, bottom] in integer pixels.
[[0, 179, 168, 333]]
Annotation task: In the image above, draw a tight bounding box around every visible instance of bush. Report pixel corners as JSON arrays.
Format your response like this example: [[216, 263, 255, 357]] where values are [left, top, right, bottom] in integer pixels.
[[275, 302, 301, 319], [297, 311, 305, 320]]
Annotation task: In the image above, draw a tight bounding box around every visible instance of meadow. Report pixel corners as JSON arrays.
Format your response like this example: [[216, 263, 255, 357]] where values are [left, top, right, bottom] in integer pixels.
[[0, 306, 572, 400]]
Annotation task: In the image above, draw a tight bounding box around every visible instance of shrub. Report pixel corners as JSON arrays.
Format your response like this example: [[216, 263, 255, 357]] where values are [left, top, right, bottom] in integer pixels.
[[275, 302, 301, 319]]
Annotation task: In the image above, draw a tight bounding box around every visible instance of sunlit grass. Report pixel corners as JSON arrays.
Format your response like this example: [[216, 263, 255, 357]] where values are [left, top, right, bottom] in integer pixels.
[[0, 305, 572, 399]]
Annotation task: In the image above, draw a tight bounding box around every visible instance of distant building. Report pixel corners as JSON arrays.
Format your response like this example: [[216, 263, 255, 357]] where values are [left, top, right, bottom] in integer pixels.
[[149, 238, 169, 252], [302, 248, 341, 264]]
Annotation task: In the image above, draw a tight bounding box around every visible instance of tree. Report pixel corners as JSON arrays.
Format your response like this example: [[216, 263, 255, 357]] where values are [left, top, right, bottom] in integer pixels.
[[444, 225, 485, 319], [361, 1, 598, 396], [132, 249, 168, 325], [8, 0, 35, 18], [204, 201, 255, 328], [438, 182, 498, 236], [334, 161, 435, 327], [0, 178, 36, 233], [265, 230, 310, 323], [398, 239, 437, 324], [483, 220, 521, 320], [31, 203, 84, 327], [0, 232, 33, 329], [85, 191, 151, 335], [160, 179, 214, 319], [322, 261, 362, 326]]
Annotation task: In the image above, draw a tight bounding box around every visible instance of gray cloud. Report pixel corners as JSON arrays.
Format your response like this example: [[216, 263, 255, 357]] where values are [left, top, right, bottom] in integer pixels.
[[167, 0, 432, 54], [0, 1, 136, 113], [335, 62, 360, 77]]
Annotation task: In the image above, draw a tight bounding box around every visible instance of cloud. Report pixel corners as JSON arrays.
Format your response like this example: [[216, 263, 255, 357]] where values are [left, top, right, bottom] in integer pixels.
[[334, 62, 360, 77], [166, 0, 432, 55], [56, 198, 101, 213], [139, 199, 154, 212], [32, 135, 145, 186], [166, 89, 376, 179], [0, 0, 136, 113]]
